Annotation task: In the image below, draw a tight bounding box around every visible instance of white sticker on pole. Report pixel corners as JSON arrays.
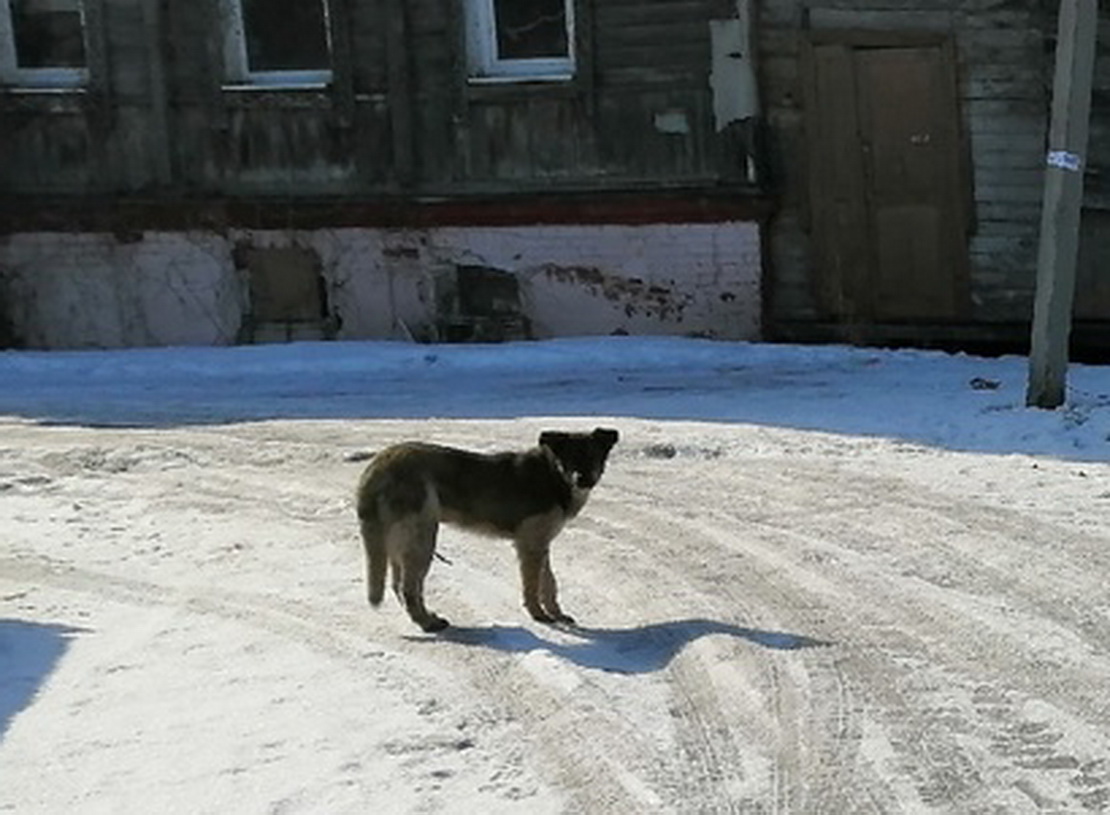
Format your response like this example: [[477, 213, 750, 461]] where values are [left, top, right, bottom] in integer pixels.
[[1047, 150, 1083, 172]]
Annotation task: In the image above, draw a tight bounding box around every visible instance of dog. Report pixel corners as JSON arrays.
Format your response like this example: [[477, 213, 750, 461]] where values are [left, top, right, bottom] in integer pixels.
[[355, 428, 619, 632]]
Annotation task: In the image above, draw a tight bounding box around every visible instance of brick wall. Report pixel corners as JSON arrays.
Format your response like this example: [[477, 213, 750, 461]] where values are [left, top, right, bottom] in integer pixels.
[[0, 222, 761, 349]]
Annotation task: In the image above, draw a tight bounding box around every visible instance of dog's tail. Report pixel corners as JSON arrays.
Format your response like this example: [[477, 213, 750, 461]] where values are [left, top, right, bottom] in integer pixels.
[[356, 462, 389, 607], [359, 515, 388, 607]]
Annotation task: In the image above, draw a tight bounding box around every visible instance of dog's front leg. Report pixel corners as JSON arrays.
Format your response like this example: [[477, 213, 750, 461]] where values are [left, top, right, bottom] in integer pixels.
[[538, 556, 575, 626], [514, 539, 573, 625]]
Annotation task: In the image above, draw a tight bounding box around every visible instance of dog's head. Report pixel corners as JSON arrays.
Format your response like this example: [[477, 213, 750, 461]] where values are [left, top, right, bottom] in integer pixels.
[[539, 427, 620, 489]]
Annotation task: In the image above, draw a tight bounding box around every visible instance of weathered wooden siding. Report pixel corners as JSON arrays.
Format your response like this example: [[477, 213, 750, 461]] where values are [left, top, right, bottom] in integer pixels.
[[1, 97, 96, 191], [1089, 16, 1110, 211], [1, 0, 760, 198], [1076, 15, 1110, 320], [403, 0, 755, 192], [961, 16, 1047, 321], [5, 0, 1110, 343], [760, 0, 1061, 331], [761, 0, 1110, 336]]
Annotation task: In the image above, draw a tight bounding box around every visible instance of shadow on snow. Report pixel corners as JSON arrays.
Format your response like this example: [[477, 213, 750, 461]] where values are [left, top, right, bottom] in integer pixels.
[[1, 337, 1105, 461], [415, 617, 830, 674], [0, 619, 87, 741]]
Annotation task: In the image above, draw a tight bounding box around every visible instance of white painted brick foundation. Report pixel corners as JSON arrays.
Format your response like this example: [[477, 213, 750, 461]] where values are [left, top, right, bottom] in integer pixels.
[[0, 222, 762, 349]]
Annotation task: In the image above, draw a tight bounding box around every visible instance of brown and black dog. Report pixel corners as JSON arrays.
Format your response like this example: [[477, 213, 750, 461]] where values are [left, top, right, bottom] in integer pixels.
[[355, 428, 619, 632]]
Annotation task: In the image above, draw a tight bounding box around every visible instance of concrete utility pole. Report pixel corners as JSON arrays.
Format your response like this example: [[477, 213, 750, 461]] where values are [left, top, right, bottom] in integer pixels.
[[1026, 0, 1098, 409]]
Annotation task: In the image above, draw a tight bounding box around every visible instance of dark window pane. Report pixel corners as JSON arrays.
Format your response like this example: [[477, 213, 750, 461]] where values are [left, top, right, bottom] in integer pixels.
[[11, 0, 86, 68], [493, 0, 568, 60], [242, 0, 329, 72]]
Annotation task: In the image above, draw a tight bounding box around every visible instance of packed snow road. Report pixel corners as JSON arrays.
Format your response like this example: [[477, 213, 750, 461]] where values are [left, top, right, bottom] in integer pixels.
[[4, 414, 1110, 813]]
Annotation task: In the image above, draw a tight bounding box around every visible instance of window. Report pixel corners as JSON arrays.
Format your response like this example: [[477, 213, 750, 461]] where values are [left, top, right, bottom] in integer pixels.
[[465, 0, 575, 81], [0, 0, 88, 88], [222, 0, 332, 87]]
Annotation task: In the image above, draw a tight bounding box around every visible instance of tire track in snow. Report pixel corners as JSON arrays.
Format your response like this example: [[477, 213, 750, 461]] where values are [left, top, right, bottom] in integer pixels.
[[1, 554, 387, 664], [1, 436, 669, 812], [0, 551, 653, 813], [594, 483, 879, 814], [9, 420, 1110, 812], [579, 496, 792, 812], [630, 454, 1110, 813]]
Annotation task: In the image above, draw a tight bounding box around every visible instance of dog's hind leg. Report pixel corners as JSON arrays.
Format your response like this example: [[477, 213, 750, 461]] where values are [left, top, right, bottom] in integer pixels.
[[389, 515, 449, 633]]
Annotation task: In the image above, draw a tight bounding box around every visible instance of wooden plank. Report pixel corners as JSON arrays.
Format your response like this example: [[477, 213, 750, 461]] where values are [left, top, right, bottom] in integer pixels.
[[597, 42, 708, 70], [599, 21, 708, 47], [326, 0, 357, 129], [808, 9, 956, 31], [802, 40, 871, 319], [597, 2, 709, 27], [143, 0, 173, 186], [576, 0, 598, 116], [807, 29, 948, 48], [599, 66, 707, 88], [107, 3, 150, 99], [347, 0, 389, 87], [83, 0, 112, 191], [1075, 209, 1110, 319], [975, 201, 1044, 222], [384, 0, 415, 186], [527, 97, 577, 176]]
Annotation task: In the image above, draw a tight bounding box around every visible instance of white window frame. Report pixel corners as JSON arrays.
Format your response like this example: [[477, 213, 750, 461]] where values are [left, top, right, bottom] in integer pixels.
[[0, 0, 89, 89], [220, 0, 333, 89], [465, 0, 575, 83]]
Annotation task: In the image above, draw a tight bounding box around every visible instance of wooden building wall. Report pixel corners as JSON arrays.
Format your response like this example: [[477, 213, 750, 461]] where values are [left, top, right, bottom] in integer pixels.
[[3, 0, 1110, 347], [0, 0, 763, 200], [760, 0, 1110, 344], [1075, 12, 1110, 323]]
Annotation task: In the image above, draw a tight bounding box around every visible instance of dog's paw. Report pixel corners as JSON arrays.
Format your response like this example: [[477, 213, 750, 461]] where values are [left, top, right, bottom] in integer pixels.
[[534, 612, 576, 627], [420, 615, 450, 633]]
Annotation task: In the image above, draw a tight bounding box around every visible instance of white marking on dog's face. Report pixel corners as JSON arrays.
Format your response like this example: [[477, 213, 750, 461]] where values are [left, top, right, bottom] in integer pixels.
[[539, 429, 617, 490], [568, 485, 592, 517], [575, 462, 606, 489]]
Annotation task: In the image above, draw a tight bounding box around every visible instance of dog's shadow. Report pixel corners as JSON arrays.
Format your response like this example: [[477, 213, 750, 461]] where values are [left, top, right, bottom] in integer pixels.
[[419, 618, 830, 674]]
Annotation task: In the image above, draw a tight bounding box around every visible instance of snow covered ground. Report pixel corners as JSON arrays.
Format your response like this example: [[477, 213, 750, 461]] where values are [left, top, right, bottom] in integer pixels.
[[3, 337, 1110, 813]]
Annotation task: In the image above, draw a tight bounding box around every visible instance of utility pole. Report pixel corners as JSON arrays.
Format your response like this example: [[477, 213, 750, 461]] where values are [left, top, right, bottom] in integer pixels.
[[1026, 0, 1098, 409]]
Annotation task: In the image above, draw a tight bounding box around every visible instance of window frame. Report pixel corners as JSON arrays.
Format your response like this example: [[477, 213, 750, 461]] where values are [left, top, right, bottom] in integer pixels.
[[464, 0, 576, 83], [0, 0, 90, 89], [220, 0, 334, 89]]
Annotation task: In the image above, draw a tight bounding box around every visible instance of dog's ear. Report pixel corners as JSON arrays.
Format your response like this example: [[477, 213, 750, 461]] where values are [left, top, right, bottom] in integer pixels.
[[592, 428, 619, 449], [539, 431, 570, 454]]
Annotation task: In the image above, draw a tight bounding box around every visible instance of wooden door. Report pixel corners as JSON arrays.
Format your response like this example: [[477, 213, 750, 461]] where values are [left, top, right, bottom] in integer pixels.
[[805, 35, 971, 323]]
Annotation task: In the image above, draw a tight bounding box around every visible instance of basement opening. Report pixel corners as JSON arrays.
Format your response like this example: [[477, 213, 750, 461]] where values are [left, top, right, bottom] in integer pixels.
[[441, 264, 531, 342], [237, 245, 336, 343]]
